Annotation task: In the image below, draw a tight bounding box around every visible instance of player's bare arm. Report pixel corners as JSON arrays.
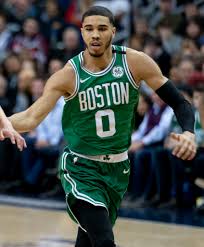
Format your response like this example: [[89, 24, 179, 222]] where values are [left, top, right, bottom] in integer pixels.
[[127, 48, 168, 89], [0, 106, 26, 151], [9, 64, 75, 133], [127, 48, 197, 160]]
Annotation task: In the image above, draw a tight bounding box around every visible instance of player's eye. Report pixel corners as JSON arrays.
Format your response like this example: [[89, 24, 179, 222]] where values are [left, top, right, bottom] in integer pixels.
[[85, 28, 92, 31], [98, 27, 107, 31]]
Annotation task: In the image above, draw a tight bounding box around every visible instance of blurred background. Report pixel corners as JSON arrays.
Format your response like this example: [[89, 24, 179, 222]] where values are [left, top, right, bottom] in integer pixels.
[[0, 0, 204, 223]]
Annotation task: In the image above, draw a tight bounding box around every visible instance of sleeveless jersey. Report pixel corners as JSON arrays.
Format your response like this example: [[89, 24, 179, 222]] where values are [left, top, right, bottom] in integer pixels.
[[62, 45, 139, 155]]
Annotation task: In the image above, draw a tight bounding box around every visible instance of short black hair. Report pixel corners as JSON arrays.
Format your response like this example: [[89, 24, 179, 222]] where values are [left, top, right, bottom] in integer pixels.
[[82, 6, 115, 26]]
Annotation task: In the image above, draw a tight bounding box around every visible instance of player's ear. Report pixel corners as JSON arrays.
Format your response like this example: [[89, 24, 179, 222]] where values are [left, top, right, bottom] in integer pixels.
[[112, 27, 116, 38], [81, 28, 84, 38]]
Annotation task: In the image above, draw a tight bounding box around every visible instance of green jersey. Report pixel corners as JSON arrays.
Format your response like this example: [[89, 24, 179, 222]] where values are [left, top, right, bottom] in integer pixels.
[[62, 45, 139, 155]]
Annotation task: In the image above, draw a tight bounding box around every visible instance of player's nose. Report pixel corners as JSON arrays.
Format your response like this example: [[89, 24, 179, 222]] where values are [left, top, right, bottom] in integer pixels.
[[92, 30, 100, 39]]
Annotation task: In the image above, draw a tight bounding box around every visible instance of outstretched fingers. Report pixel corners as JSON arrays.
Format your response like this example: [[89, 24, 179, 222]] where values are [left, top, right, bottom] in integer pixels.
[[1, 129, 16, 144], [0, 130, 5, 141], [1, 129, 26, 151], [15, 133, 27, 151]]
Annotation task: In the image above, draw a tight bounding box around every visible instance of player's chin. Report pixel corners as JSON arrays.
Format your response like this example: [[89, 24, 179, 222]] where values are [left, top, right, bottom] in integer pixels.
[[89, 46, 104, 57], [89, 51, 104, 57]]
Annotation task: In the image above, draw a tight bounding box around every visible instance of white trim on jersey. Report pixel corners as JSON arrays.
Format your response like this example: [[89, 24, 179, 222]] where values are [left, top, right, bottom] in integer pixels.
[[79, 50, 116, 76], [64, 60, 80, 101], [61, 152, 109, 232], [121, 46, 139, 89], [70, 150, 128, 163]]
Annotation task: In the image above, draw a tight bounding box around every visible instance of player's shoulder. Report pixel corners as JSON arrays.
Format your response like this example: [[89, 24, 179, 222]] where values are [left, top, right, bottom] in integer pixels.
[[46, 61, 76, 94], [52, 61, 75, 83], [126, 47, 148, 63], [64, 60, 75, 73], [126, 47, 159, 73], [125, 48, 152, 76]]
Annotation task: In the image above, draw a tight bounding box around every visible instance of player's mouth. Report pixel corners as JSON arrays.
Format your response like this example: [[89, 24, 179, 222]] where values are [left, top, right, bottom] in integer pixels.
[[90, 42, 102, 49]]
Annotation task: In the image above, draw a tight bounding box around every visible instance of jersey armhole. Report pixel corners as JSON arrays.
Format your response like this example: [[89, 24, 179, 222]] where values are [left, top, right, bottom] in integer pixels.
[[121, 46, 140, 90], [64, 60, 80, 102]]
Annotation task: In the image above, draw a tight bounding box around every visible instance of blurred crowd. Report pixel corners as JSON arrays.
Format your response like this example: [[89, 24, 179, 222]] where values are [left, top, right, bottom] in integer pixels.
[[0, 0, 204, 212]]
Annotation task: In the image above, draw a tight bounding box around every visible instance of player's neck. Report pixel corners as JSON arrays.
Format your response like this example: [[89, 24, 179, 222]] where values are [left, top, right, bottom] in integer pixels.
[[83, 46, 113, 72]]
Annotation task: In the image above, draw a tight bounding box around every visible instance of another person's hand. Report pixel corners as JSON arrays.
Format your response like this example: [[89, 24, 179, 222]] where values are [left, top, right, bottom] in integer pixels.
[[129, 141, 144, 152], [0, 122, 27, 151], [164, 136, 178, 149], [35, 140, 50, 148], [170, 131, 197, 160]]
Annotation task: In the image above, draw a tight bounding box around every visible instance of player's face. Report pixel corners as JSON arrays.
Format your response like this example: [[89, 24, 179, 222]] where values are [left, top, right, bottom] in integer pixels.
[[193, 91, 204, 109], [81, 15, 116, 57]]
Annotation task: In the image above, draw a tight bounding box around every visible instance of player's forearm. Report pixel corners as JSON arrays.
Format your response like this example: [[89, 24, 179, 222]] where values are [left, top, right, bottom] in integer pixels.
[[156, 80, 195, 133], [8, 110, 38, 133], [0, 107, 11, 128], [9, 96, 57, 133], [0, 115, 8, 127], [8, 90, 60, 133]]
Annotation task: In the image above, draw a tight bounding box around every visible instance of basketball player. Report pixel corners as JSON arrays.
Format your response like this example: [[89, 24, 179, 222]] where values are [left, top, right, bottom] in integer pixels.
[[0, 106, 26, 151], [6, 6, 196, 247]]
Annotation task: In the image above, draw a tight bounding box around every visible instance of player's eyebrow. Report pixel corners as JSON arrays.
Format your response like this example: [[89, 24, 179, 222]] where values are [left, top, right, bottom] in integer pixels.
[[84, 24, 109, 28], [98, 25, 109, 27]]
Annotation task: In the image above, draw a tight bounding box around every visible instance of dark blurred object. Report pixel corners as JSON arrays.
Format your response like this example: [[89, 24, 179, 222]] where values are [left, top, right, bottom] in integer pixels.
[[188, 72, 204, 86], [143, 37, 171, 76], [2, 53, 22, 114], [0, 12, 12, 62], [0, 139, 22, 184], [0, 74, 10, 115], [11, 17, 48, 70], [2, 0, 38, 27], [185, 16, 204, 47], [195, 178, 204, 215], [51, 26, 83, 63], [39, 0, 65, 49]]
